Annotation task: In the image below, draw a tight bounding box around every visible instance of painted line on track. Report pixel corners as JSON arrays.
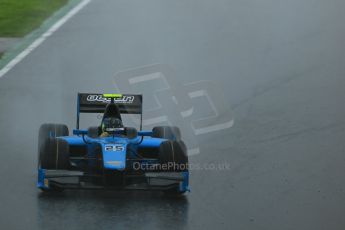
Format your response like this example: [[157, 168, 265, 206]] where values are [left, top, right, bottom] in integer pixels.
[[0, 0, 91, 78]]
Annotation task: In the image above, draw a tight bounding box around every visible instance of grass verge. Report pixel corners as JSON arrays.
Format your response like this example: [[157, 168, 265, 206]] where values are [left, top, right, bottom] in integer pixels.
[[0, 0, 68, 37]]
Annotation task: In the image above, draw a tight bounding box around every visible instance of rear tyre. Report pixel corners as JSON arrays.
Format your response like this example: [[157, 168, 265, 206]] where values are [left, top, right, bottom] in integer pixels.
[[87, 126, 101, 138], [152, 126, 181, 141], [159, 140, 188, 172], [125, 127, 138, 139]]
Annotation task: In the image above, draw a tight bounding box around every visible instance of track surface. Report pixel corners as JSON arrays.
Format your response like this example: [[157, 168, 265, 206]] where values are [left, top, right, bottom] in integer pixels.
[[1, 0, 345, 229]]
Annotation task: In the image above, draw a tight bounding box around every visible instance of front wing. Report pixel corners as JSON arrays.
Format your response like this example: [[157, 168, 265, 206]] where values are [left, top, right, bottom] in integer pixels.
[[37, 169, 190, 193]]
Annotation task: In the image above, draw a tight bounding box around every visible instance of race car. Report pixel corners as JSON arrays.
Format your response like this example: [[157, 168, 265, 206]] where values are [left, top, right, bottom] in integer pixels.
[[37, 93, 189, 194]]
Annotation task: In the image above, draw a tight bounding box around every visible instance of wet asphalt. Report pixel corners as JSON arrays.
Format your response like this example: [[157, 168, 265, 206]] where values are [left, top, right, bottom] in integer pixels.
[[0, 0, 345, 229]]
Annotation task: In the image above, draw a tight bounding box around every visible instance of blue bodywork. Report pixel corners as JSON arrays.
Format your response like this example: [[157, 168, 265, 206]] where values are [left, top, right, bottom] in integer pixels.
[[38, 131, 190, 192], [37, 93, 189, 193]]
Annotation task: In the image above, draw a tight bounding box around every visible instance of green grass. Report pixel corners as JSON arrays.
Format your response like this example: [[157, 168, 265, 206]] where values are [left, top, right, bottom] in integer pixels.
[[0, 0, 68, 37]]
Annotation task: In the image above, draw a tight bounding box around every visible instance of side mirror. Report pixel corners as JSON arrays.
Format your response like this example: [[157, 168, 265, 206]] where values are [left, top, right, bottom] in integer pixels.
[[73, 129, 88, 135]]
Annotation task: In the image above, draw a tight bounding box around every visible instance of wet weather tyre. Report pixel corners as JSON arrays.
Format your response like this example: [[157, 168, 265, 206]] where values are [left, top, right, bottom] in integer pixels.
[[38, 124, 69, 151], [159, 140, 188, 172], [152, 126, 181, 140], [39, 137, 70, 169], [125, 127, 138, 139]]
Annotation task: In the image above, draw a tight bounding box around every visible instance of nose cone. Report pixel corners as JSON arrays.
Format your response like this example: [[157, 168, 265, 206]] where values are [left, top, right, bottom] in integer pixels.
[[102, 143, 127, 170]]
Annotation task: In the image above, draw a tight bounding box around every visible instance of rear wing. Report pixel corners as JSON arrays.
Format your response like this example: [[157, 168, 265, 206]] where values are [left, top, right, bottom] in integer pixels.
[[76, 93, 143, 129]]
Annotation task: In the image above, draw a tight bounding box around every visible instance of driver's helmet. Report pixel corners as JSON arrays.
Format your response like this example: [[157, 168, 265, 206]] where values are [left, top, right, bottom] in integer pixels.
[[101, 117, 124, 133]]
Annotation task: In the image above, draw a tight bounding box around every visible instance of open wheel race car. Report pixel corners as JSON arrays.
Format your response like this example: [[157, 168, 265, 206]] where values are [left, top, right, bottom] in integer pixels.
[[37, 93, 189, 194]]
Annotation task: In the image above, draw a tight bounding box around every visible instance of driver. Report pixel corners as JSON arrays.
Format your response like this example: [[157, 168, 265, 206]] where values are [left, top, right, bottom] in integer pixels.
[[100, 117, 124, 137]]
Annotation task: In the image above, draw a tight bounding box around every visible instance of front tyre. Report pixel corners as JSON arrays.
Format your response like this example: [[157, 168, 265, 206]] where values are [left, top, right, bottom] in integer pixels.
[[159, 140, 188, 172], [38, 123, 69, 152], [38, 123, 70, 169], [39, 137, 70, 170]]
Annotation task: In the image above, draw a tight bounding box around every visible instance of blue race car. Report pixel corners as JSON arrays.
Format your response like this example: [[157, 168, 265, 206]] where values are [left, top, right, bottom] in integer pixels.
[[37, 93, 189, 194]]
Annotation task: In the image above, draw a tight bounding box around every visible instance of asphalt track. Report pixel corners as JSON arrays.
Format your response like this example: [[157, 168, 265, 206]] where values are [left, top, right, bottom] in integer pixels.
[[1, 0, 345, 229]]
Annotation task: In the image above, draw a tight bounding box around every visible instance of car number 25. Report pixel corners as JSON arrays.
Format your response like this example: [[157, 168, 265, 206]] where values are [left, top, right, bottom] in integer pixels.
[[105, 145, 125, 152]]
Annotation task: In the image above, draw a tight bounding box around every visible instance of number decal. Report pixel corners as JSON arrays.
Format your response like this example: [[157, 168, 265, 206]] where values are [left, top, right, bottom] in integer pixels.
[[105, 144, 125, 152]]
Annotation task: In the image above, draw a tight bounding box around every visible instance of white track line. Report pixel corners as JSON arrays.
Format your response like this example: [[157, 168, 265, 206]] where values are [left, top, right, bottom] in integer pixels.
[[0, 0, 91, 78]]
